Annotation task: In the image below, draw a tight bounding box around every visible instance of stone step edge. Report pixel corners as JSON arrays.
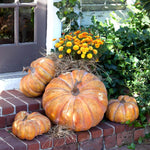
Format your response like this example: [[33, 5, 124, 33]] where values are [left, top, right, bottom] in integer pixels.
[[0, 71, 27, 91]]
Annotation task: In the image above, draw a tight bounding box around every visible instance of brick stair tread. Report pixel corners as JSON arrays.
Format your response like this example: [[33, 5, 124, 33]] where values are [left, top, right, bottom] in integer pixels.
[[0, 90, 44, 128]]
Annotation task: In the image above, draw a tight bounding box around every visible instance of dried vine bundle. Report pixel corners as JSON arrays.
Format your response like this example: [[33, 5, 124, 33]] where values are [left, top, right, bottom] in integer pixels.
[[47, 124, 76, 140]]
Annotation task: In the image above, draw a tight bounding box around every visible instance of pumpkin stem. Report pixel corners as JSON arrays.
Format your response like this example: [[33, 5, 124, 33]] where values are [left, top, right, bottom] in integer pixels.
[[71, 79, 81, 96], [23, 115, 28, 121], [23, 66, 34, 73], [120, 99, 126, 103]]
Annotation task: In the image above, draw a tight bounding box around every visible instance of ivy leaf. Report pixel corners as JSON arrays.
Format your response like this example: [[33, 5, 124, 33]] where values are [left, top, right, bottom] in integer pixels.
[[128, 143, 136, 150], [53, 2, 62, 8], [138, 137, 143, 144]]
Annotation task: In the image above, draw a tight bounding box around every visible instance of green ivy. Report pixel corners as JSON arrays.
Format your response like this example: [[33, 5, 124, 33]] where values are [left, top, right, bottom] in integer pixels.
[[88, 0, 150, 125], [53, 0, 82, 34]]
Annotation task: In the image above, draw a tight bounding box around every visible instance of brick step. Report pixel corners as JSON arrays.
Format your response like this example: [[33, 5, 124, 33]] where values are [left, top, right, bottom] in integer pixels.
[[0, 90, 149, 150], [0, 121, 148, 150], [0, 90, 44, 128]]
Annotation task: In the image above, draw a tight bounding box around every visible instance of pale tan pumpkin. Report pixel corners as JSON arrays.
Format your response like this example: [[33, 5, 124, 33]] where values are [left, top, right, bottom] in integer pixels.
[[42, 70, 108, 131], [12, 111, 51, 140], [20, 57, 55, 97], [106, 95, 139, 123]]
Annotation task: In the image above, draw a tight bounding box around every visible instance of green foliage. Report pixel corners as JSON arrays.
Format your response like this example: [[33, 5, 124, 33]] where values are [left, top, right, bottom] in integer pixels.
[[127, 133, 150, 149], [139, 0, 150, 16], [53, 0, 82, 34], [128, 143, 136, 149], [88, 0, 150, 124]]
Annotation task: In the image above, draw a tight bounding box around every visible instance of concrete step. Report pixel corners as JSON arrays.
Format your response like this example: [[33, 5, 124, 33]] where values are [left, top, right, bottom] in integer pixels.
[[0, 71, 27, 92]]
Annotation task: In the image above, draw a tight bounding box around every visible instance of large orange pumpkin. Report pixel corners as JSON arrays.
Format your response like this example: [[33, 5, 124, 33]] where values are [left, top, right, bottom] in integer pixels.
[[42, 70, 108, 131], [12, 111, 51, 140], [106, 95, 139, 123], [20, 57, 55, 97]]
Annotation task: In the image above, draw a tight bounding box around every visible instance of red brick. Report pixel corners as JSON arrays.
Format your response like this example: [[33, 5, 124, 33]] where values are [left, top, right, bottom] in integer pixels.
[[36, 134, 52, 149], [125, 124, 134, 131], [65, 134, 77, 144], [6, 114, 15, 127], [0, 116, 6, 128], [53, 143, 78, 150], [134, 128, 145, 141], [76, 131, 90, 142], [0, 99, 14, 115], [0, 90, 13, 99], [107, 121, 125, 133], [0, 138, 13, 150], [0, 129, 26, 150], [117, 131, 134, 146], [80, 138, 103, 150], [37, 109, 45, 115], [0, 128, 11, 138], [104, 135, 117, 149], [22, 139, 40, 150], [98, 122, 114, 136], [6, 97, 27, 113], [35, 97, 43, 109], [89, 126, 102, 139], [7, 90, 25, 97], [53, 137, 66, 147], [16, 97, 40, 111]]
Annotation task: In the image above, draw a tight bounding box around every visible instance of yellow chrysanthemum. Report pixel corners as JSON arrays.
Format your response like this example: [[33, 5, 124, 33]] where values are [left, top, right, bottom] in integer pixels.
[[73, 36, 77, 40], [95, 36, 100, 38], [87, 36, 92, 39], [95, 44, 100, 48], [59, 40, 64, 44], [87, 53, 93, 59], [65, 35, 72, 40], [95, 58, 99, 62], [55, 43, 61, 48], [81, 53, 85, 59], [66, 41, 72, 47], [85, 47, 89, 52], [77, 50, 81, 54], [74, 38, 80, 42], [82, 49, 87, 54], [93, 49, 98, 55], [78, 34, 83, 39], [82, 32, 88, 38], [73, 45, 79, 51], [59, 38, 63, 40], [81, 39, 86, 43], [58, 54, 63, 59], [58, 46, 64, 51], [74, 30, 81, 35], [52, 38, 57, 41], [82, 43, 88, 48], [89, 46, 93, 50], [66, 49, 71, 54]]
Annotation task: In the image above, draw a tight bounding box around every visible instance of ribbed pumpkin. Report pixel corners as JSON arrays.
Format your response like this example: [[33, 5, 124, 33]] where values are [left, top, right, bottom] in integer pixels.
[[106, 95, 139, 123], [42, 70, 108, 131], [12, 111, 51, 140], [20, 57, 55, 97]]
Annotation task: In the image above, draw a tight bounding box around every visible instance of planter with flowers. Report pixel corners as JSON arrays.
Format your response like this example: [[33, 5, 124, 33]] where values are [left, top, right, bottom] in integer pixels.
[[50, 29, 106, 76]]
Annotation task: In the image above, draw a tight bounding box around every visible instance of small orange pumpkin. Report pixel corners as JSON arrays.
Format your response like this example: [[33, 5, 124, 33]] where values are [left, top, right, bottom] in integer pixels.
[[12, 111, 51, 140], [106, 95, 139, 123], [42, 70, 108, 131], [20, 57, 55, 97]]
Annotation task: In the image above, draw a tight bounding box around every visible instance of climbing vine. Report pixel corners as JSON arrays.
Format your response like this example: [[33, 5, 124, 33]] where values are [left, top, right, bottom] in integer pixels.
[[53, 0, 82, 34]]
